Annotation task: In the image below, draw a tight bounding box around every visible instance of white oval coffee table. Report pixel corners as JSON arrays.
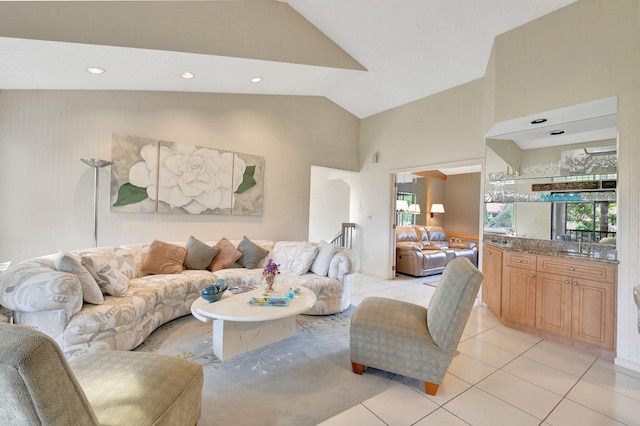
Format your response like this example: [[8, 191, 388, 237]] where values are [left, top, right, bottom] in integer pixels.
[[191, 287, 316, 361]]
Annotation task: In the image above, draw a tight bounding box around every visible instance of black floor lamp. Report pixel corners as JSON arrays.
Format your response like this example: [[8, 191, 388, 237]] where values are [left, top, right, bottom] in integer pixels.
[[81, 158, 113, 247]]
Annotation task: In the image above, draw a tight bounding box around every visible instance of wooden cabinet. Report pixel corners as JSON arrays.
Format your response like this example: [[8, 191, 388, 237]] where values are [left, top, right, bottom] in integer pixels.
[[482, 246, 617, 353], [536, 256, 616, 350], [502, 252, 537, 328], [536, 271, 572, 338], [481, 245, 503, 317]]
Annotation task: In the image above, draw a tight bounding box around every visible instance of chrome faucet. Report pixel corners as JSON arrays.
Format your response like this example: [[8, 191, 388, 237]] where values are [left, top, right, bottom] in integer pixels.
[[577, 234, 583, 254]]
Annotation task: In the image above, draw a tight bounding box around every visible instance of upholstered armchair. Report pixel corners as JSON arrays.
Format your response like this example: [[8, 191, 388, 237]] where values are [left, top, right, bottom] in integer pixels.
[[350, 257, 483, 395], [395, 226, 446, 276], [425, 226, 478, 265], [0, 323, 203, 425]]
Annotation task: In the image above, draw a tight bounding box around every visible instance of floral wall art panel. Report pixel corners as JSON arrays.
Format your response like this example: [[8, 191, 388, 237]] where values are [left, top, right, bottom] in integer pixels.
[[110, 134, 263, 216], [111, 134, 159, 213], [156, 141, 235, 215], [232, 152, 264, 216]]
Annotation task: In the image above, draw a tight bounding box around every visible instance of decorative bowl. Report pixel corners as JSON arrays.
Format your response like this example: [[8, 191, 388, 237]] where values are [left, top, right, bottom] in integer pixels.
[[202, 279, 228, 303]]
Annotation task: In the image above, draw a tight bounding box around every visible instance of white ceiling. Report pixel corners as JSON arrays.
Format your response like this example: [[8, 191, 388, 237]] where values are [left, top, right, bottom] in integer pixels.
[[0, 0, 577, 119]]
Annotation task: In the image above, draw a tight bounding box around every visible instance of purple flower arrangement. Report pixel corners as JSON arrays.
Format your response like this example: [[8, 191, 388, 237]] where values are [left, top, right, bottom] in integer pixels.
[[262, 259, 280, 291]]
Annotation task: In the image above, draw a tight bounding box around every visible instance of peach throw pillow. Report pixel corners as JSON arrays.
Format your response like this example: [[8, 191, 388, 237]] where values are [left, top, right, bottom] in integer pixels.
[[141, 240, 187, 275], [209, 237, 243, 271]]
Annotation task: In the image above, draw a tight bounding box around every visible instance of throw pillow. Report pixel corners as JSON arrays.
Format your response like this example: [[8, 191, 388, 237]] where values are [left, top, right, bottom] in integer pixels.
[[80, 248, 138, 279], [310, 240, 338, 276], [55, 252, 104, 304], [81, 253, 130, 297], [209, 237, 243, 271], [141, 240, 187, 275], [290, 243, 319, 275], [236, 236, 269, 269], [112, 250, 138, 279], [184, 236, 219, 270], [0, 262, 83, 316]]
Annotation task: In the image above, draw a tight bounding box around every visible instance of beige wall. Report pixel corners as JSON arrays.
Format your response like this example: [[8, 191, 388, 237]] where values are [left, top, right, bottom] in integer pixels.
[[308, 166, 353, 243], [444, 173, 481, 237], [413, 176, 427, 225], [427, 176, 446, 228], [354, 79, 485, 278], [0, 90, 359, 262]]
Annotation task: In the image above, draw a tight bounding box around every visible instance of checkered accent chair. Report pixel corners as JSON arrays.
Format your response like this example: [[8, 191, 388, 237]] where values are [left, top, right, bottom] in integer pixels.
[[350, 257, 483, 395], [0, 323, 203, 425]]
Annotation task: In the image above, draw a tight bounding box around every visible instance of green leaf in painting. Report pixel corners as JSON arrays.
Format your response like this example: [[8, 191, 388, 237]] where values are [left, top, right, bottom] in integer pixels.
[[235, 165, 256, 194], [113, 183, 148, 207]]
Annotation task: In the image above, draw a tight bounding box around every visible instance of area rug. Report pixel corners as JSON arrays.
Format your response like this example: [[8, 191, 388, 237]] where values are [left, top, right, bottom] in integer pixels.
[[423, 274, 441, 287], [134, 306, 395, 426]]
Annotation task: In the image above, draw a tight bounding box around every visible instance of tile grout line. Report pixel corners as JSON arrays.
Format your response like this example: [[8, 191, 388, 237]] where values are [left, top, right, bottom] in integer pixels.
[[444, 338, 559, 423], [537, 356, 603, 424]]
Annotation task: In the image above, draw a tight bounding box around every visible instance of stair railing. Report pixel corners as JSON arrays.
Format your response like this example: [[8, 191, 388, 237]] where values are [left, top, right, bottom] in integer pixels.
[[329, 223, 356, 250]]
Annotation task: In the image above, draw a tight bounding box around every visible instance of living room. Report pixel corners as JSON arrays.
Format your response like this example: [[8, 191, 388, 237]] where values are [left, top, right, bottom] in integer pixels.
[[1, 0, 640, 423]]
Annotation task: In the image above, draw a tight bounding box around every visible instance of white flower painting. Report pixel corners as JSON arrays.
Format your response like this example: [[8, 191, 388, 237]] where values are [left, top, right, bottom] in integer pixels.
[[110, 134, 264, 215]]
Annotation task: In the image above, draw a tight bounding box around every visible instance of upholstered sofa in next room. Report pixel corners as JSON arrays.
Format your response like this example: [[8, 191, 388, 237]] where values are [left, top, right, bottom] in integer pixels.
[[396, 225, 477, 277], [0, 237, 356, 359]]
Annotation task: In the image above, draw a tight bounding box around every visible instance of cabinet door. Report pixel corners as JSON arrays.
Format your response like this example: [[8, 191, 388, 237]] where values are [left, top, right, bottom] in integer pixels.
[[536, 272, 572, 338], [502, 266, 536, 327], [482, 246, 503, 317], [572, 278, 615, 350]]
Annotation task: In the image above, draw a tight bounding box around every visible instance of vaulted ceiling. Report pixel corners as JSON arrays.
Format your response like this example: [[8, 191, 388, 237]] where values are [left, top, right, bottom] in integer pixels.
[[0, 0, 577, 118]]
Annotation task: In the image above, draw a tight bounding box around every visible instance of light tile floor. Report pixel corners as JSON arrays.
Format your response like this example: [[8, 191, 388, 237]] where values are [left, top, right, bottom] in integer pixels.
[[319, 272, 640, 426]]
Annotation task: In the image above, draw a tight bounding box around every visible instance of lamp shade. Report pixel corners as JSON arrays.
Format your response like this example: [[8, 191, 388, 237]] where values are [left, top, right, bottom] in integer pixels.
[[396, 200, 409, 211], [408, 204, 421, 214], [430, 203, 445, 214]]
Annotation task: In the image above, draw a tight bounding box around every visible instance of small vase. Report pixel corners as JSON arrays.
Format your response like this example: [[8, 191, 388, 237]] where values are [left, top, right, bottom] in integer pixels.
[[263, 276, 275, 292]]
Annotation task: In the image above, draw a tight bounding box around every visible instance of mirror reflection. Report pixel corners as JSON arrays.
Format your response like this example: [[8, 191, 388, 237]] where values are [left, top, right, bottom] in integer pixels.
[[484, 108, 618, 245]]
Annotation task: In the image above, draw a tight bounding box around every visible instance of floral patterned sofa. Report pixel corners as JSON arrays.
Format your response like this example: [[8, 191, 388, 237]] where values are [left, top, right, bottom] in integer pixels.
[[0, 238, 356, 359]]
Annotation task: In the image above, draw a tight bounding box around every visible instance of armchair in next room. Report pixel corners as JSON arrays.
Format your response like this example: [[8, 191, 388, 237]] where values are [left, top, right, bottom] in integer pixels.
[[395, 226, 477, 277]]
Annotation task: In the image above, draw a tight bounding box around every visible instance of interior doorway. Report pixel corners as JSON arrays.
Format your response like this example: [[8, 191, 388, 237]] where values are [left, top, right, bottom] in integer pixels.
[[391, 161, 483, 278]]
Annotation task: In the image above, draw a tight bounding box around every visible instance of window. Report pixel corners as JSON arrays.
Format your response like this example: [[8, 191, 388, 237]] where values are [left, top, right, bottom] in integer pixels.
[[553, 198, 617, 242], [397, 192, 414, 226], [484, 202, 513, 234]]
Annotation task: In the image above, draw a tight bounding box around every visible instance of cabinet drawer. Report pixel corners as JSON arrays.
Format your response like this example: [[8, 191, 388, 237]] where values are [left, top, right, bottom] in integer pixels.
[[537, 256, 615, 283], [504, 252, 536, 270]]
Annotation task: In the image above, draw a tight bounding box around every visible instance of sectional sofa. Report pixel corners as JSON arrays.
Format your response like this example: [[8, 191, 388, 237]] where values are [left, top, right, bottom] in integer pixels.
[[0, 237, 356, 359], [395, 225, 477, 277]]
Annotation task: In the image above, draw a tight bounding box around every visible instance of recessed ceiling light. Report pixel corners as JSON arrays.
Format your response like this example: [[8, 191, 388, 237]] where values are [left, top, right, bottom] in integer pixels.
[[250, 77, 262, 83], [530, 118, 547, 125], [549, 130, 565, 136], [180, 72, 195, 79], [87, 67, 105, 74]]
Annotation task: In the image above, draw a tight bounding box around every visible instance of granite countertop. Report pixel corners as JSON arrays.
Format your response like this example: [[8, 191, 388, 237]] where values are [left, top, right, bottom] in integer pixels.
[[483, 236, 618, 264]]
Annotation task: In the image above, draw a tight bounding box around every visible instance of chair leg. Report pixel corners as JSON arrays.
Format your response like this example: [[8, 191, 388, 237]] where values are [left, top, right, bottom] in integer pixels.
[[351, 362, 364, 375], [424, 381, 439, 395]]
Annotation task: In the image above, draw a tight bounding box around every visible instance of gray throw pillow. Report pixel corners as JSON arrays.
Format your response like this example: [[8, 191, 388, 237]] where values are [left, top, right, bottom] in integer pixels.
[[236, 237, 269, 269], [185, 236, 219, 270]]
